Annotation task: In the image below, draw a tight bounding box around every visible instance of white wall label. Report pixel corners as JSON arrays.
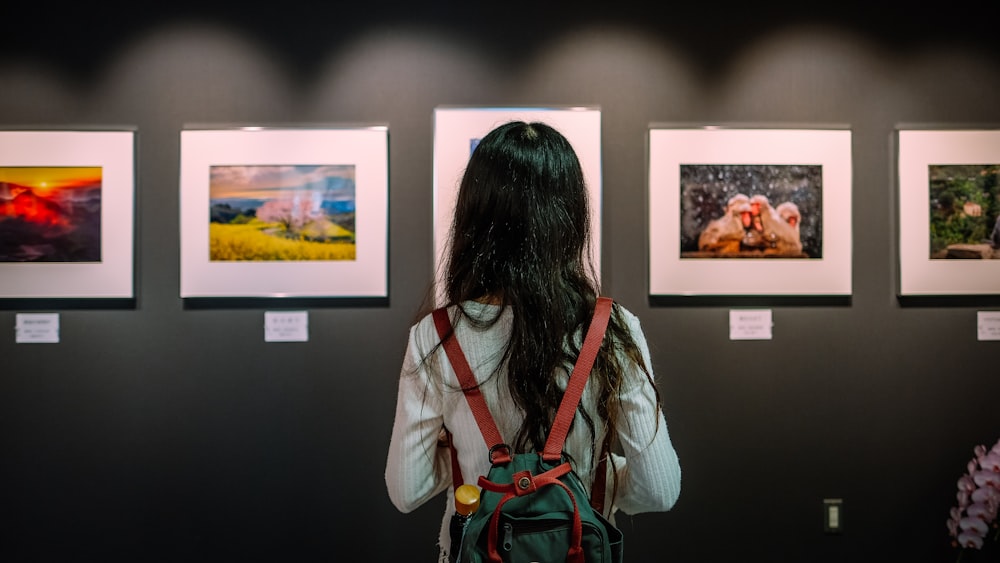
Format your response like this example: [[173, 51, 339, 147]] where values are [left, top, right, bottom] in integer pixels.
[[729, 309, 773, 340], [264, 311, 309, 342], [15, 313, 60, 344], [978, 311, 1000, 341]]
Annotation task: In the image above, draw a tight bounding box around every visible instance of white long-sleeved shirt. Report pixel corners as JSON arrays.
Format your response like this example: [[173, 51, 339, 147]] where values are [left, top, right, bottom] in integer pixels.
[[385, 301, 681, 561]]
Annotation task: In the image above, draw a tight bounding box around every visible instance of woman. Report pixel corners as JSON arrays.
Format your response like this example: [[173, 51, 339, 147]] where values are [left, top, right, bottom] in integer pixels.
[[385, 121, 681, 562]]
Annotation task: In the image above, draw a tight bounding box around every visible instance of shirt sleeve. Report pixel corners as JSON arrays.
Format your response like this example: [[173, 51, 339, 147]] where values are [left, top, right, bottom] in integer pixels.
[[385, 324, 451, 513], [611, 311, 682, 515]]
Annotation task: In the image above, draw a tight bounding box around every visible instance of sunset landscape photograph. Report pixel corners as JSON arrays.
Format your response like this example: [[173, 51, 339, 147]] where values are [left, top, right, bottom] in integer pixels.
[[0, 166, 103, 262]]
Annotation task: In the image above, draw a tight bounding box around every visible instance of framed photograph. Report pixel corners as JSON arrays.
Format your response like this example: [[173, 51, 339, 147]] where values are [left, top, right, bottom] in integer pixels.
[[0, 129, 135, 300], [648, 126, 853, 296], [433, 106, 602, 305], [897, 128, 1000, 296], [179, 126, 388, 298]]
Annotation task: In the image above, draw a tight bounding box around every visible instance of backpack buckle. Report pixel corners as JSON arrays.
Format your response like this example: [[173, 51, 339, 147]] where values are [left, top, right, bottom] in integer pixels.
[[488, 443, 512, 464], [511, 470, 537, 495]]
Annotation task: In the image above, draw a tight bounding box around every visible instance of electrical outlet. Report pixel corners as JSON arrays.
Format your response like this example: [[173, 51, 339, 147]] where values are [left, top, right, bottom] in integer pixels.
[[823, 498, 843, 534]]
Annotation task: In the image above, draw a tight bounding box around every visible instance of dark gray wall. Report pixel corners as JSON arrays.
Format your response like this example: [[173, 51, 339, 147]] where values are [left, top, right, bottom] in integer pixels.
[[1, 3, 998, 561]]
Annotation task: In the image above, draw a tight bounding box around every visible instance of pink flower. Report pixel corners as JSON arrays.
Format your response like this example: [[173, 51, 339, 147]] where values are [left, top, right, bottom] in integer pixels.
[[967, 503, 993, 520], [960, 516, 989, 535], [981, 451, 1000, 473], [948, 507, 962, 536], [958, 531, 985, 550], [969, 488, 1000, 524], [958, 515, 990, 550], [971, 486, 1000, 506], [959, 474, 977, 492], [948, 437, 1000, 555], [974, 469, 1000, 489]]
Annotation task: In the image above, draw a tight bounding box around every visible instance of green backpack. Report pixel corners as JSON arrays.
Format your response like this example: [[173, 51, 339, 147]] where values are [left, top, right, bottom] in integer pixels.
[[433, 297, 623, 563]]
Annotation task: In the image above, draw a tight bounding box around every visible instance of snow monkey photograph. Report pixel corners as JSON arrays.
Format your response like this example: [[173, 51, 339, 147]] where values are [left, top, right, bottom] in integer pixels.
[[679, 164, 822, 259]]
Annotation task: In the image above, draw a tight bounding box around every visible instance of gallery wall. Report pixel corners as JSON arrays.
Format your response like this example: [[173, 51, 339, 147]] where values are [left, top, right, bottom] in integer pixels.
[[1, 3, 998, 561]]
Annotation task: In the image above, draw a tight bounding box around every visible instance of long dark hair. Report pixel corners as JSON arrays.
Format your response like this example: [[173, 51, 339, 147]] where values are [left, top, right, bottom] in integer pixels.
[[436, 120, 658, 463]]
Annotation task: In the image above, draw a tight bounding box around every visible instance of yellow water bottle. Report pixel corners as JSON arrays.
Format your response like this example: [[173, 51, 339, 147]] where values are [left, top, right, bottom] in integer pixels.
[[449, 484, 480, 562]]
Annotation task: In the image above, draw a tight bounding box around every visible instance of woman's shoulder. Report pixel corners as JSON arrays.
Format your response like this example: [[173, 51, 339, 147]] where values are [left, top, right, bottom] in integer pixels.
[[609, 300, 644, 332], [406, 306, 443, 354], [410, 301, 507, 339]]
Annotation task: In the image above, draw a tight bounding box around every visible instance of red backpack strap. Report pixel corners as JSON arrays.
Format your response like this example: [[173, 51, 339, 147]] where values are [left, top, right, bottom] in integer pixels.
[[542, 297, 613, 462], [432, 307, 509, 466]]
